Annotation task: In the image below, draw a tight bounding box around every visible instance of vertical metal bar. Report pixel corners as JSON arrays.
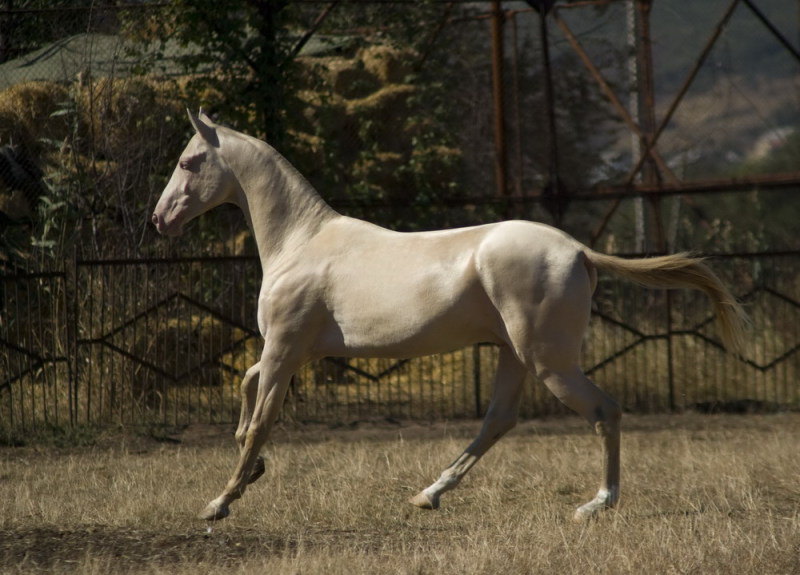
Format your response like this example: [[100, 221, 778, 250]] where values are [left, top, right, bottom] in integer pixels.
[[666, 290, 675, 411], [227, 261, 234, 424], [52, 268, 60, 425], [79, 259, 87, 426], [13, 267, 22, 430], [451, 350, 458, 418], [635, 0, 668, 251], [538, 6, 564, 224], [45, 272, 54, 425], [429, 356, 435, 419], [490, 0, 508, 205], [26, 264, 34, 429], [69, 251, 77, 426], [627, 0, 646, 253], [122, 261, 128, 425], [1, 275, 6, 429], [342, 360, 349, 423], [510, 11, 523, 197], [186, 262, 193, 424], [635, 0, 657, 186], [406, 359, 412, 419], [35, 270, 44, 426], [2, 274, 10, 430], [625, 0, 741, 187], [88, 263, 95, 424], [552, 11, 677, 183], [593, 0, 741, 247], [473, 344, 482, 418], [122, 259, 129, 426]]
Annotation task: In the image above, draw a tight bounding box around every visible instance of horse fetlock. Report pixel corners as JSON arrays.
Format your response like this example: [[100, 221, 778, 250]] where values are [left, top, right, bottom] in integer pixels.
[[248, 455, 266, 485]]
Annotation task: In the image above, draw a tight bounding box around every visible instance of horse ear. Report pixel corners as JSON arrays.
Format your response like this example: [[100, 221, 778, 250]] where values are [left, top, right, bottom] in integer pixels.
[[186, 108, 219, 147], [199, 107, 215, 126]]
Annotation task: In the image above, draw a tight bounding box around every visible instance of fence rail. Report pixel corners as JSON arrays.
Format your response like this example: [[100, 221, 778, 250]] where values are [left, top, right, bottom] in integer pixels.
[[2, 250, 798, 437]]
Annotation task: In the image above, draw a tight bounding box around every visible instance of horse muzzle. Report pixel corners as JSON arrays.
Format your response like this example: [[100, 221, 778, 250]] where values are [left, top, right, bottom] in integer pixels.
[[151, 210, 183, 237]]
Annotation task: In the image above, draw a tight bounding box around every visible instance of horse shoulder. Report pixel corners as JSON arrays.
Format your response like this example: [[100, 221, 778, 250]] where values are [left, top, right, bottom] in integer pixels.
[[256, 256, 331, 339]]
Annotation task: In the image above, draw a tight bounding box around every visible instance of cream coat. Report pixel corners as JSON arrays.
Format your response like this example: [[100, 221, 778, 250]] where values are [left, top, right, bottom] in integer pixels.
[[153, 111, 746, 523]]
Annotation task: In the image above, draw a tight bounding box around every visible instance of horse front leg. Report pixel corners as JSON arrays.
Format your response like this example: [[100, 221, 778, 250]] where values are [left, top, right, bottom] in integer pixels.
[[234, 362, 266, 485], [200, 353, 295, 521], [410, 346, 525, 510]]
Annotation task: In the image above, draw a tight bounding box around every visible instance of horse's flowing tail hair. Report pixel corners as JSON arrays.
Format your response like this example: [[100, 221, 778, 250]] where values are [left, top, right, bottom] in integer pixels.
[[585, 250, 748, 354]]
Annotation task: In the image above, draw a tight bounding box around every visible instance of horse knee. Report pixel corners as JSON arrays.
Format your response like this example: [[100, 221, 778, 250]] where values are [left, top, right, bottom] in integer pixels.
[[235, 426, 248, 447], [241, 363, 260, 395], [594, 396, 621, 424]]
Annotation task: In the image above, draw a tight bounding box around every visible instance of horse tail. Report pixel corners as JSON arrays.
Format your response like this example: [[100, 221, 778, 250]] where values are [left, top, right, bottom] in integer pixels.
[[584, 250, 748, 354]]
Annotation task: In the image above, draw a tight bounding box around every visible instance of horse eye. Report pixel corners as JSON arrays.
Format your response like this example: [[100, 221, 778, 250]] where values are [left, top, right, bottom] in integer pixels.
[[179, 152, 206, 171]]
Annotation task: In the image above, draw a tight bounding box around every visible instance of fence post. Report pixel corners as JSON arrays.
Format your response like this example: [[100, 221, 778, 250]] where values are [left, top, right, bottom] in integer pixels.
[[666, 290, 675, 411], [490, 0, 508, 208], [473, 344, 482, 417], [69, 249, 78, 427]]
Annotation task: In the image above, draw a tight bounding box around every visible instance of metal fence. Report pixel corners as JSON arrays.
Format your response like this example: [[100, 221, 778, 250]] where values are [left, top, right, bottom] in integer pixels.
[[2, 250, 797, 437], [1, 2, 799, 436]]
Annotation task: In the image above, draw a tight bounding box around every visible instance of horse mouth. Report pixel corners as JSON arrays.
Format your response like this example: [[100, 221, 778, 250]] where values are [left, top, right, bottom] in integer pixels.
[[152, 211, 184, 236]]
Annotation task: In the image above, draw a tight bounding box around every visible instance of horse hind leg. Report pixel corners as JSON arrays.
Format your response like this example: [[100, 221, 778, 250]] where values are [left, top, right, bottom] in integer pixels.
[[500, 257, 619, 520], [536, 363, 621, 521], [234, 362, 265, 485], [410, 346, 526, 510]]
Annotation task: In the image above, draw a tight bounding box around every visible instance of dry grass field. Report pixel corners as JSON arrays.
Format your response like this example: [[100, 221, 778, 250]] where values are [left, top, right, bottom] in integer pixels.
[[1, 413, 799, 574]]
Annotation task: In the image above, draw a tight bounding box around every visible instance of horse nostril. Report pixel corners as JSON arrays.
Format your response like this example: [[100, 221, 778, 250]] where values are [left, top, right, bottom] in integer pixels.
[[152, 212, 161, 228]]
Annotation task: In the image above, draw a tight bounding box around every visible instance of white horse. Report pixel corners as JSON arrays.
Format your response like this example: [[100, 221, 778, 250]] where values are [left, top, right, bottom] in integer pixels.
[[153, 110, 746, 523]]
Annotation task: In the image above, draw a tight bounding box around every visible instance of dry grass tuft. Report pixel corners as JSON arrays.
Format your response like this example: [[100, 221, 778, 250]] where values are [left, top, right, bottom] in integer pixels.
[[1, 414, 798, 574]]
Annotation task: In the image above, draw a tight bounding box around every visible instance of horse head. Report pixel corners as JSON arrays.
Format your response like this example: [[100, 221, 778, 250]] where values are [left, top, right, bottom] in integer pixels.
[[152, 109, 237, 236]]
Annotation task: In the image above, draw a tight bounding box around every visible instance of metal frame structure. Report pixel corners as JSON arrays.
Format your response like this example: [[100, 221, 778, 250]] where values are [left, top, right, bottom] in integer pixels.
[[488, 0, 800, 246], [3, 250, 798, 433]]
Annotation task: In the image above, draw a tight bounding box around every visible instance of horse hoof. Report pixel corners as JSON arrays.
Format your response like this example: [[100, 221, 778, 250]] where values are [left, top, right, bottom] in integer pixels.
[[248, 455, 266, 485], [573, 489, 616, 522], [409, 491, 439, 510], [572, 501, 607, 522], [199, 502, 230, 522]]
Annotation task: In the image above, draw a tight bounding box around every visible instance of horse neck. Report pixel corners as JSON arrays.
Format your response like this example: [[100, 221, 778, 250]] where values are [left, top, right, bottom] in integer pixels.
[[221, 130, 338, 270]]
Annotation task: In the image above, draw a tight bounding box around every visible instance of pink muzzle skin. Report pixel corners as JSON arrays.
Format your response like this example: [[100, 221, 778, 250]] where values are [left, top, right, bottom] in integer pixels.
[[151, 210, 183, 236]]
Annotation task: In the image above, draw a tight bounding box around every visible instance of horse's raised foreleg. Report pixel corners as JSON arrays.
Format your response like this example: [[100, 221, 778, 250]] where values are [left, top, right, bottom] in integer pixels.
[[234, 362, 266, 485], [538, 366, 621, 521], [410, 346, 525, 510], [200, 353, 295, 521]]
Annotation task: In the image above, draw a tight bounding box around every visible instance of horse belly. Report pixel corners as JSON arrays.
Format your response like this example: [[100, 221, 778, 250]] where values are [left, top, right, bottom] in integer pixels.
[[319, 274, 499, 358], [322, 311, 495, 359]]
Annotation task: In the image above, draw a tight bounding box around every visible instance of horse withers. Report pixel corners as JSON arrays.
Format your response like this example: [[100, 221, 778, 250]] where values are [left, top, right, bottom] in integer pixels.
[[153, 110, 747, 523]]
